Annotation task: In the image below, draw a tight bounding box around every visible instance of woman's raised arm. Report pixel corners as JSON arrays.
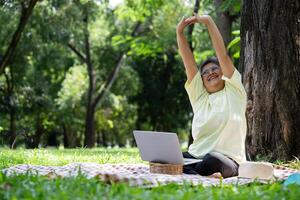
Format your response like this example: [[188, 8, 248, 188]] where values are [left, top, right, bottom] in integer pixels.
[[186, 14, 235, 78], [176, 17, 198, 83]]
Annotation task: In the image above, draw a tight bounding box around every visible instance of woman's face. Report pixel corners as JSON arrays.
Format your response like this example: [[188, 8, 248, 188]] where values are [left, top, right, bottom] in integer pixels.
[[201, 62, 224, 92]]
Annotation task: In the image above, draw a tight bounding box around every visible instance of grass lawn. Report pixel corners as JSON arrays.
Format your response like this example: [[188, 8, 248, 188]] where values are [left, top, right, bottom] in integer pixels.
[[0, 148, 299, 200]]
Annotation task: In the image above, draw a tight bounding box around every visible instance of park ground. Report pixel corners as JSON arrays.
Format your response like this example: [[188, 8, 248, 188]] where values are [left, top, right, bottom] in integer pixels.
[[0, 148, 300, 199]]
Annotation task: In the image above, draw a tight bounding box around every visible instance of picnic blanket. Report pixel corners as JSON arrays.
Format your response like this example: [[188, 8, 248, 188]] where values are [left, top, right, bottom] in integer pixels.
[[1, 163, 299, 187]]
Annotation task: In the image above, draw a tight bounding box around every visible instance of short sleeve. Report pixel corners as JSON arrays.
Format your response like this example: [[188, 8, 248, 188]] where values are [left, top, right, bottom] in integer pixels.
[[184, 71, 206, 105], [222, 68, 247, 98]]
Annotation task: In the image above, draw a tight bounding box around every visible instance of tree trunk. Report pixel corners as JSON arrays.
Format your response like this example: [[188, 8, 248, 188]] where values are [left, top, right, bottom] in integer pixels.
[[82, 6, 96, 148], [101, 131, 108, 147], [155, 52, 175, 131], [84, 104, 95, 147], [240, 0, 300, 160], [47, 131, 58, 147], [213, 0, 233, 47], [187, 0, 200, 50], [62, 123, 77, 148], [5, 71, 17, 149], [62, 124, 69, 147], [9, 104, 16, 149], [26, 115, 44, 148]]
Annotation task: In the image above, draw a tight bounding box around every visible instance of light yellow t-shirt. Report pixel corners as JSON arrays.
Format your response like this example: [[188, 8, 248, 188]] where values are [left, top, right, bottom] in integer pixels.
[[185, 68, 247, 163]]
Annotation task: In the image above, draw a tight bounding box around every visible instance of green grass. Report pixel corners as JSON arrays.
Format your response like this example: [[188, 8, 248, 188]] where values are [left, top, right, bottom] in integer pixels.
[[1, 174, 300, 200], [0, 148, 300, 200], [0, 148, 143, 169]]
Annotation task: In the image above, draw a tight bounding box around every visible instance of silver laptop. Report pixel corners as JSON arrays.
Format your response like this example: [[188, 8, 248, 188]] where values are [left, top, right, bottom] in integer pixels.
[[133, 130, 202, 165]]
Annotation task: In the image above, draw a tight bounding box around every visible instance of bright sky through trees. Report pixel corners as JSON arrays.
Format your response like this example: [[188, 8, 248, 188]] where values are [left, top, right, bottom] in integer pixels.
[[109, 0, 123, 8]]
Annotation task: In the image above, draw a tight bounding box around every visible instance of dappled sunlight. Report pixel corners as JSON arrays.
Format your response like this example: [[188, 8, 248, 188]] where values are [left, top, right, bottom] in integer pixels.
[[0, 148, 143, 169]]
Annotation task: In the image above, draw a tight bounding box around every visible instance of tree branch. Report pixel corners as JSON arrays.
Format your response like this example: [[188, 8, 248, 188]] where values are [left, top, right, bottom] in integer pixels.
[[0, 0, 39, 74], [92, 22, 142, 108], [67, 43, 87, 62], [92, 54, 126, 108], [187, 0, 201, 51]]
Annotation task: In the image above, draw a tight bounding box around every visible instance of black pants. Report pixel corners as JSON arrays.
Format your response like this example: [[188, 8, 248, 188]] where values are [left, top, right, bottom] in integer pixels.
[[183, 152, 239, 178]]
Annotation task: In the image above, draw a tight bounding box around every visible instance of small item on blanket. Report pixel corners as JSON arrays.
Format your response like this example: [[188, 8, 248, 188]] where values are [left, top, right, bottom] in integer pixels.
[[149, 162, 183, 175], [283, 173, 300, 186], [238, 161, 274, 180]]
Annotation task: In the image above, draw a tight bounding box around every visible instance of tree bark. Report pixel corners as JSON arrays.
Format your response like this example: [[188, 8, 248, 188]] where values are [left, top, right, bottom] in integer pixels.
[[0, 0, 38, 74], [47, 131, 58, 147], [25, 114, 44, 149], [9, 103, 16, 149], [4, 70, 17, 149], [103, 131, 108, 147], [213, 0, 234, 47], [62, 123, 77, 148], [82, 6, 97, 147], [84, 103, 96, 147], [240, 0, 300, 160], [187, 0, 200, 51]]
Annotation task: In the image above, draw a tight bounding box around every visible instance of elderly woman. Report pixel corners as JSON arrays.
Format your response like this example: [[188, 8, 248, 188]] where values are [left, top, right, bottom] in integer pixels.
[[176, 14, 247, 178]]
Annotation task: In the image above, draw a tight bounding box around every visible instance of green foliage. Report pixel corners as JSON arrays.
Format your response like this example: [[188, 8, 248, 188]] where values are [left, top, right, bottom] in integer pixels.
[[202, 0, 241, 15], [227, 30, 240, 59], [194, 49, 215, 63], [220, 0, 241, 14], [0, 0, 243, 148], [115, 0, 164, 22], [95, 94, 138, 147], [56, 65, 88, 109]]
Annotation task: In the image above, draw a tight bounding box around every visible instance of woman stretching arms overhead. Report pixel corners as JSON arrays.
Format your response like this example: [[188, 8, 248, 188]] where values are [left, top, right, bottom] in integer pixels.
[[176, 14, 247, 178]]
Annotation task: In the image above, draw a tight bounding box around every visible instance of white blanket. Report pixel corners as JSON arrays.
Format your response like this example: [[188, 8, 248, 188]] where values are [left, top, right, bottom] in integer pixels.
[[2, 163, 299, 187]]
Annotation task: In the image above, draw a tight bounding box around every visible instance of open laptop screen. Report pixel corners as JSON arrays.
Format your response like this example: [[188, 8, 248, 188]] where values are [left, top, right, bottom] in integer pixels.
[[133, 130, 184, 164]]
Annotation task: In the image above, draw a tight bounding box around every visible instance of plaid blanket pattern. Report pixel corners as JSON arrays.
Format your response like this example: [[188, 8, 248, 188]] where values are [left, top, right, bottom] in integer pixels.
[[2, 163, 299, 187]]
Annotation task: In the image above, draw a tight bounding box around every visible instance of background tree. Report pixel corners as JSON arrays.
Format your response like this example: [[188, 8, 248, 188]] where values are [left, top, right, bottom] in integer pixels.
[[0, 0, 76, 148]]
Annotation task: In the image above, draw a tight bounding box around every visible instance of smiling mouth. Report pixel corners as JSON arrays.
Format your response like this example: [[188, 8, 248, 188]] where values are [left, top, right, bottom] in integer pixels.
[[207, 74, 219, 81]]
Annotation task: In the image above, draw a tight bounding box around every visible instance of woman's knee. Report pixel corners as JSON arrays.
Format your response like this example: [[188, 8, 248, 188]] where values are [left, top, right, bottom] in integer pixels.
[[195, 154, 222, 176], [195, 153, 238, 178]]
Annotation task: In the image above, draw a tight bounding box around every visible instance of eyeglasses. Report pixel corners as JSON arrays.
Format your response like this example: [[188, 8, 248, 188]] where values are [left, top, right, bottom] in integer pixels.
[[201, 65, 220, 76]]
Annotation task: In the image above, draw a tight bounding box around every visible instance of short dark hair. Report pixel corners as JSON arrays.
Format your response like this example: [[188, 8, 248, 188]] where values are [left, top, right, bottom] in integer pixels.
[[198, 56, 219, 72]]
